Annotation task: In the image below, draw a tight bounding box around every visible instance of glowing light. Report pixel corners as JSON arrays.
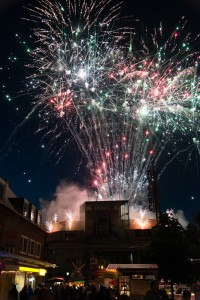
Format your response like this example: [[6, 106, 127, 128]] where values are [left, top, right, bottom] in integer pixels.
[[53, 213, 58, 223], [77, 68, 86, 79], [19, 267, 47, 276], [65, 209, 73, 230], [24, 0, 199, 208], [137, 105, 149, 118], [46, 221, 53, 233], [135, 209, 149, 229]]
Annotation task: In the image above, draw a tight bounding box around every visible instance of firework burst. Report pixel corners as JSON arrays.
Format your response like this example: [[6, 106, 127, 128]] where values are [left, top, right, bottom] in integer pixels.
[[25, 0, 200, 207]]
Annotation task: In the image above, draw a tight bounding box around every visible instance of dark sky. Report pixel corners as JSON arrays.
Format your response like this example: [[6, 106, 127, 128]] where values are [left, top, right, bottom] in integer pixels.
[[0, 0, 199, 222]]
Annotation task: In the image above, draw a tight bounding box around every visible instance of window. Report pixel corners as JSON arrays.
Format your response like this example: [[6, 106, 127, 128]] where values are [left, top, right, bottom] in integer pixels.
[[121, 203, 129, 220], [35, 242, 41, 258], [30, 206, 36, 222], [119, 276, 130, 297], [23, 201, 29, 217], [20, 236, 42, 257], [20, 236, 28, 254], [132, 274, 144, 279], [37, 211, 41, 225], [29, 239, 35, 256]]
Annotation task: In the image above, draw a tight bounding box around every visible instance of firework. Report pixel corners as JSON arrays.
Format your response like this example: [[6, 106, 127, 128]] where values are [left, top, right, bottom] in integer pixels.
[[46, 208, 74, 231], [46, 221, 53, 233], [65, 209, 73, 230], [133, 208, 150, 229], [26, 0, 200, 207]]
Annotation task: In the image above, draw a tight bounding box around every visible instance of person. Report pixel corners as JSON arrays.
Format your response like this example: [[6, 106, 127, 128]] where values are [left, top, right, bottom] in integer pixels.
[[87, 285, 97, 300], [7, 284, 19, 300], [27, 286, 33, 299], [182, 290, 191, 300], [37, 285, 54, 300], [159, 289, 169, 300], [96, 285, 112, 300], [19, 286, 28, 300], [143, 280, 162, 300], [29, 288, 41, 300]]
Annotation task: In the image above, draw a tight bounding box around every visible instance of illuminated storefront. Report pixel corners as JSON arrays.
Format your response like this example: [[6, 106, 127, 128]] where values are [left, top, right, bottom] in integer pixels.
[[0, 252, 54, 300], [106, 264, 159, 300]]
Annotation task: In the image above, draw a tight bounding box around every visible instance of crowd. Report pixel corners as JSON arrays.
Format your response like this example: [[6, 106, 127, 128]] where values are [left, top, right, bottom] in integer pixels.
[[143, 280, 192, 300], [7, 281, 192, 300], [7, 283, 116, 300]]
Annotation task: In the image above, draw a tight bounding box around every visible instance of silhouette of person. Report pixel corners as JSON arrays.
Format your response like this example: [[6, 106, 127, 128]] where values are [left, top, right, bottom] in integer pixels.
[[97, 285, 112, 300], [7, 284, 19, 300], [143, 280, 162, 300], [159, 289, 169, 300], [19, 286, 28, 300], [182, 290, 191, 300], [27, 286, 33, 299]]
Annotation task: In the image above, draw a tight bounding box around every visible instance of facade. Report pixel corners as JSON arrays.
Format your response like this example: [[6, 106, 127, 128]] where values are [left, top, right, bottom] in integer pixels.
[[0, 174, 159, 297], [46, 200, 157, 283], [0, 178, 54, 300], [106, 263, 159, 300]]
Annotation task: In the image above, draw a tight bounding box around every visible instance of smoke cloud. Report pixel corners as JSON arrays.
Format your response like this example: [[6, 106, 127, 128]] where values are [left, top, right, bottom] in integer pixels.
[[166, 208, 189, 228], [173, 209, 189, 228], [39, 180, 95, 223]]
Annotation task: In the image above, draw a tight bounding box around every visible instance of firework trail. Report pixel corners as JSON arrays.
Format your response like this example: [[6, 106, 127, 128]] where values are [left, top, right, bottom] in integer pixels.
[[26, 0, 200, 207]]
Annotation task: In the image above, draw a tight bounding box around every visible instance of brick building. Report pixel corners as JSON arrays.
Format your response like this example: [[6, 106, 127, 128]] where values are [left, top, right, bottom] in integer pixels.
[[0, 178, 54, 300], [0, 175, 159, 296], [46, 200, 157, 283]]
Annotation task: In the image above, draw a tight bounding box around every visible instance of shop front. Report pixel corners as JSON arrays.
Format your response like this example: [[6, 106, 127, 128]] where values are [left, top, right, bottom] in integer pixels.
[[106, 264, 159, 300], [0, 252, 54, 300]]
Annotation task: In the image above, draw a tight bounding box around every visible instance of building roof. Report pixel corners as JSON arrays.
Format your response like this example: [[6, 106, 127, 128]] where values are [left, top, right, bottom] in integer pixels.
[[106, 264, 159, 270], [0, 251, 55, 268]]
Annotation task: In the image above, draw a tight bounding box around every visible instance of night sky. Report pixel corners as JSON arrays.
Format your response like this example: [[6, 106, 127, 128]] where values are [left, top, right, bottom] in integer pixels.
[[0, 0, 200, 222]]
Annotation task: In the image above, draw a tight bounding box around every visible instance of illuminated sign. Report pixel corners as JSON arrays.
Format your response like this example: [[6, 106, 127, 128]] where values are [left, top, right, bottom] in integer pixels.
[[19, 266, 47, 276]]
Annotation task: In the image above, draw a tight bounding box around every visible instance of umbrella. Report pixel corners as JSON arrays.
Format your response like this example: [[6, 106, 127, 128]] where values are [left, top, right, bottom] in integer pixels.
[[46, 277, 65, 283]]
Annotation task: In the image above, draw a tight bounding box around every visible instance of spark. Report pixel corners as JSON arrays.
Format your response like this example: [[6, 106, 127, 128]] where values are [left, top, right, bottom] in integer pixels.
[[46, 221, 53, 233], [135, 209, 149, 229], [53, 213, 58, 223], [24, 0, 199, 209], [65, 209, 73, 230]]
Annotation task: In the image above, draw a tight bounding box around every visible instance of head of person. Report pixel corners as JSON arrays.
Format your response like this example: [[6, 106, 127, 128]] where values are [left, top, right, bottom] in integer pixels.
[[22, 285, 27, 292], [182, 290, 191, 300]]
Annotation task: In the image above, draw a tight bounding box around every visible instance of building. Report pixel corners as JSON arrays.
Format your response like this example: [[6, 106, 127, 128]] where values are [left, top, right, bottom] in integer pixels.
[[0, 175, 159, 295], [106, 263, 159, 300], [0, 178, 54, 300], [46, 200, 157, 283]]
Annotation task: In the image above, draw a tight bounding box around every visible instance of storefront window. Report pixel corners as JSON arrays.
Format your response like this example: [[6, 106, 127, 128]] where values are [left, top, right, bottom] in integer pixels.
[[119, 276, 130, 296]]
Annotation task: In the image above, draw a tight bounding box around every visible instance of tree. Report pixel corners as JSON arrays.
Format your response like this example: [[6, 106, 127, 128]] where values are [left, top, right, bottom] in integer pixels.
[[146, 212, 191, 283], [185, 212, 200, 282], [194, 211, 200, 227]]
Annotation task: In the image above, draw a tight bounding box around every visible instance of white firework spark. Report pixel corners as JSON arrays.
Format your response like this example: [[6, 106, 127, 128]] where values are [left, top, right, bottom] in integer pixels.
[[25, 0, 200, 207]]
